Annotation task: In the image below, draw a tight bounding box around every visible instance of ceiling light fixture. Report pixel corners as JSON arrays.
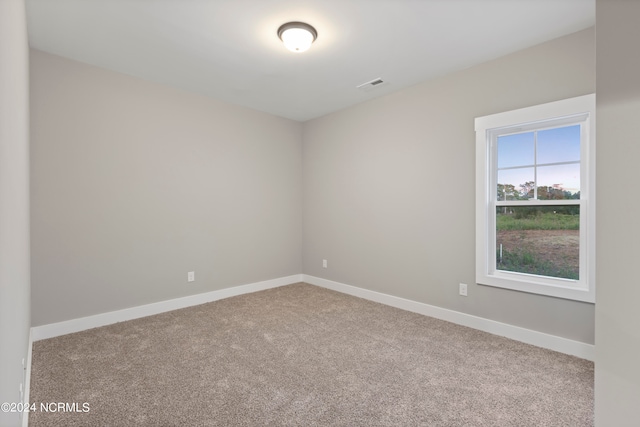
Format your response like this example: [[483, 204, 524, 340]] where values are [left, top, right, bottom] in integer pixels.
[[277, 22, 317, 53]]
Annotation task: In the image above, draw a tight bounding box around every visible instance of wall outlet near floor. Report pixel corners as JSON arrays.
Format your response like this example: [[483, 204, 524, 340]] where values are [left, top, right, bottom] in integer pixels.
[[459, 283, 468, 296], [322, 259, 328, 268], [187, 271, 195, 282]]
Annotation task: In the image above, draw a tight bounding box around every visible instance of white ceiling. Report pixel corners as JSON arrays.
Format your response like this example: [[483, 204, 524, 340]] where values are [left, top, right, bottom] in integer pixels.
[[26, 0, 595, 122]]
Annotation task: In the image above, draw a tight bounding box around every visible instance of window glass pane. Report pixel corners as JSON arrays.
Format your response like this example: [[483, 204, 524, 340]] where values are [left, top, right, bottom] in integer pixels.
[[537, 163, 581, 199], [497, 132, 534, 168], [496, 205, 579, 280], [537, 125, 581, 165], [497, 168, 534, 200]]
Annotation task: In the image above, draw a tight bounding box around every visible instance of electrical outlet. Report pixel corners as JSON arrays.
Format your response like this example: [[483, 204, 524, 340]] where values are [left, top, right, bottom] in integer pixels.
[[187, 271, 195, 282], [459, 283, 468, 296], [322, 259, 328, 268]]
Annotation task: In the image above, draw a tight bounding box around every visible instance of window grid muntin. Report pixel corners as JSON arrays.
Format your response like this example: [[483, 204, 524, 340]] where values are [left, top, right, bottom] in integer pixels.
[[495, 125, 582, 202]]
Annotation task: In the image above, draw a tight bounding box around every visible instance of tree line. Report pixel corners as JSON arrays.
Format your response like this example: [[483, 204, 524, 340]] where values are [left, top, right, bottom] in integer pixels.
[[498, 181, 579, 201], [497, 181, 580, 218]]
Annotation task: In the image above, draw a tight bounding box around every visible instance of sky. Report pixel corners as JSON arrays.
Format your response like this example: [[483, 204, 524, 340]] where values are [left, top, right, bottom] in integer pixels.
[[497, 124, 581, 198]]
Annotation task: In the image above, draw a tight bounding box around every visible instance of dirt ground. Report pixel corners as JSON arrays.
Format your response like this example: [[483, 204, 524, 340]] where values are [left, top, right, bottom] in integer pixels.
[[497, 229, 579, 275]]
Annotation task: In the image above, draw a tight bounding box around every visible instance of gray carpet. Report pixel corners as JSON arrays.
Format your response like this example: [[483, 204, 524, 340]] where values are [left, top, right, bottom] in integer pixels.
[[29, 283, 593, 426]]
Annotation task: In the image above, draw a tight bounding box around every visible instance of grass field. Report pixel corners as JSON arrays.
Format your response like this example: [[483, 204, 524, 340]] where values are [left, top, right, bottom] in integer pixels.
[[496, 211, 579, 231], [496, 210, 579, 280]]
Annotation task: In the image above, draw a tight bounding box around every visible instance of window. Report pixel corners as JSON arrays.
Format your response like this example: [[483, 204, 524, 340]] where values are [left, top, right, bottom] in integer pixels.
[[475, 94, 595, 302]]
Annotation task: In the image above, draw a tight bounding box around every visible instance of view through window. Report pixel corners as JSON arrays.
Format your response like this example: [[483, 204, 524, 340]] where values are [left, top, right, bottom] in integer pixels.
[[495, 125, 580, 280]]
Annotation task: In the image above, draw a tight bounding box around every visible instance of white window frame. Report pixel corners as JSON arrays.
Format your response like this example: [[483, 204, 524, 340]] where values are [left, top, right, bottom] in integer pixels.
[[475, 94, 595, 303]]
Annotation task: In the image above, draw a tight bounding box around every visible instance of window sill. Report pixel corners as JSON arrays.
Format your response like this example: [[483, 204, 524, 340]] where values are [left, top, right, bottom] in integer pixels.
[[477, 271, 594, 303]]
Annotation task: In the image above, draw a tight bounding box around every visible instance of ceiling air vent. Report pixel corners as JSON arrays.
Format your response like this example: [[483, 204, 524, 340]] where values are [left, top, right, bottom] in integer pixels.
[[357, 78, 388, 92]]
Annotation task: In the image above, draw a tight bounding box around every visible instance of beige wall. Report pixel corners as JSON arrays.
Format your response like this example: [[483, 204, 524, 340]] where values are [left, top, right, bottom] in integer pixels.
[[30, 50, 303, 326], [303, 28, 596, 344], [0, 0, 31, 425], [595, 0, 640, 424]]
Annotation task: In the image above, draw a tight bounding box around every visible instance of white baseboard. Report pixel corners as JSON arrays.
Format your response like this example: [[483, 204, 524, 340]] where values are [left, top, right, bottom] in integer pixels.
[[31, 274, 303, 341], [30, 273, 594, 361], [303, 274, 595, 361]]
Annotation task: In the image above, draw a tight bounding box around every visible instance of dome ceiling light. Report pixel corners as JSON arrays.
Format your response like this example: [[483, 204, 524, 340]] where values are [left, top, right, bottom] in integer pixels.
[[277, 22, 317, 53]]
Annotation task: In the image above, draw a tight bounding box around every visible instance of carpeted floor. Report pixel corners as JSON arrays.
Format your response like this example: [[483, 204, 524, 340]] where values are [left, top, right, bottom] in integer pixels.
[[29, 283, 593, 426]]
